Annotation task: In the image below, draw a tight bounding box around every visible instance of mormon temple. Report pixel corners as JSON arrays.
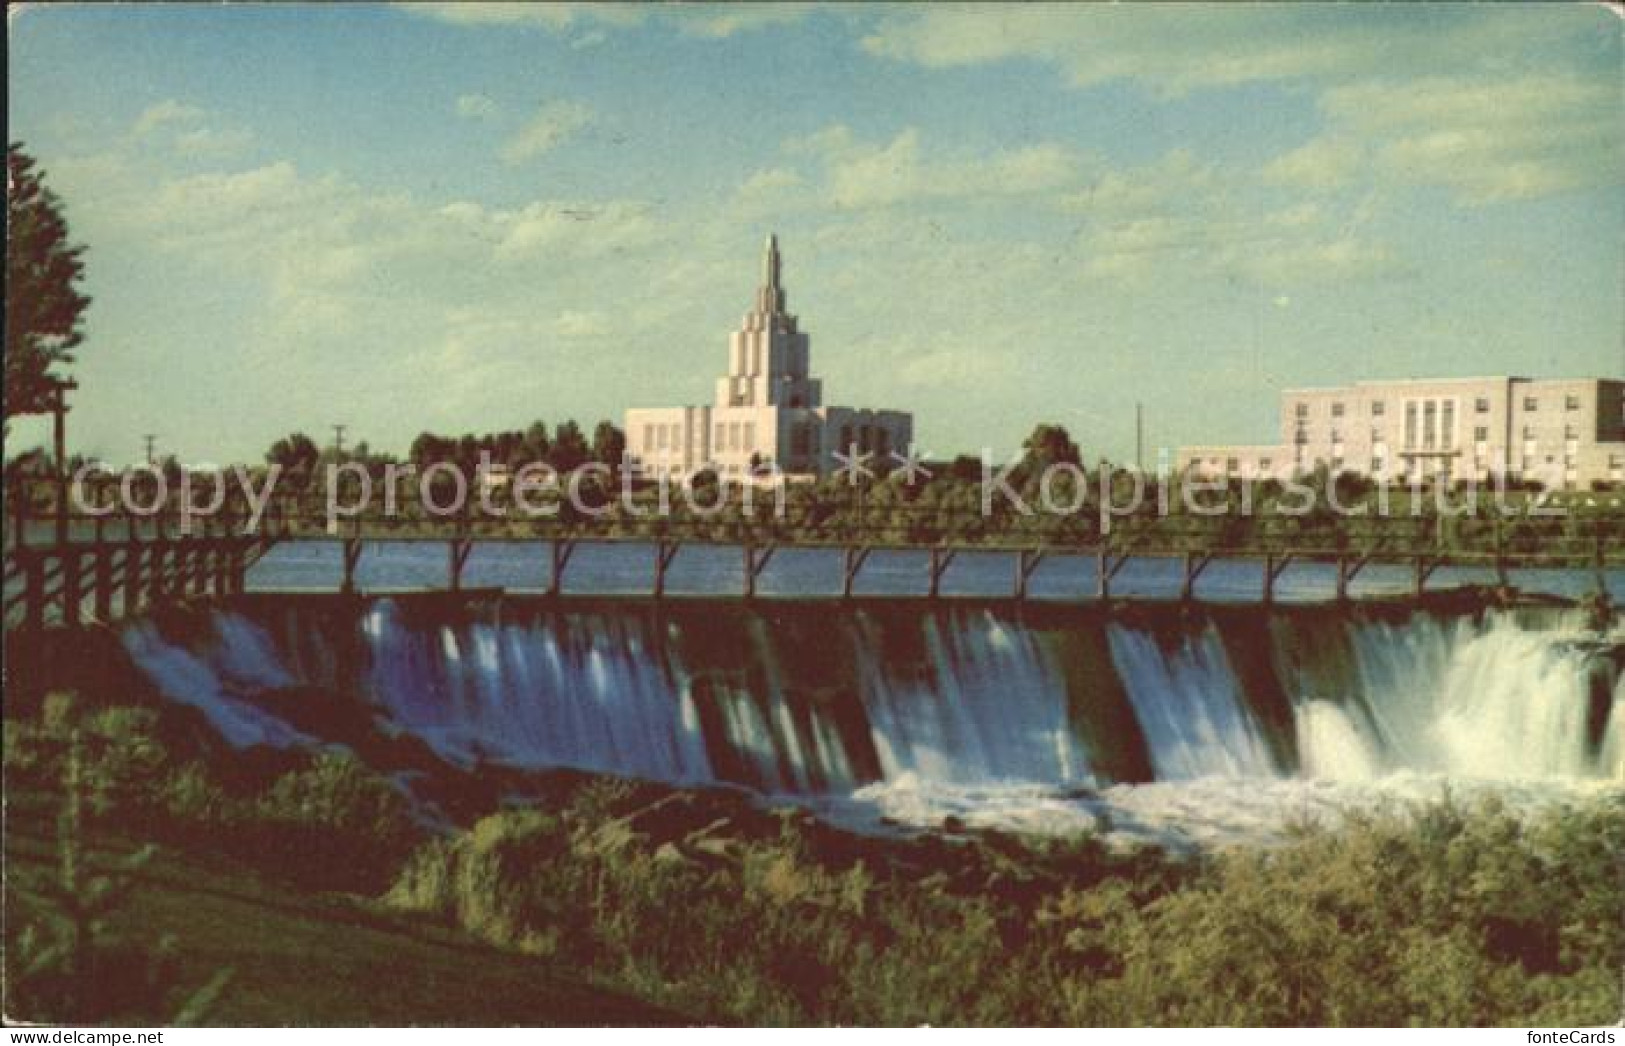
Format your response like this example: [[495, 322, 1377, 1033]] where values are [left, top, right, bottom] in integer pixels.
[[625, 235, 913, 481]]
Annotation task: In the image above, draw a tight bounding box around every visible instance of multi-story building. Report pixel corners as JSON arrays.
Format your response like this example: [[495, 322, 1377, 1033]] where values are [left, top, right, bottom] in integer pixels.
[[1180, 376, 1625, 488], [625, 235, 912, 481]]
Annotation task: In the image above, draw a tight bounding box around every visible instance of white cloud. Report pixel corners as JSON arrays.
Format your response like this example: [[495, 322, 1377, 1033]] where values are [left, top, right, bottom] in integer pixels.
[[171, 126, 256, 158], [791, 125, 1087, 209], [401, 1, 812, 39], [500, 101, 592, 165], [500, 101, 598, 164], [398, 3, 641, 30], [132, 100, 207, 138], [677, 3, 816, 39], [1326, 75, 1621, 204], [130, 100, 254, 159], [860, 5, 1602, 92], [1258, 73, 1622, 206], [1261, 138, 1362, 191], [455, 93, 499, 121], [1062, 149, 1398, 289]]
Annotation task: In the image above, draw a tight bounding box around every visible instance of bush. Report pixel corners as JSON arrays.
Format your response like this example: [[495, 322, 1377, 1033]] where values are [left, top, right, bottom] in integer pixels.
[[389, 793, 1624, 1026]]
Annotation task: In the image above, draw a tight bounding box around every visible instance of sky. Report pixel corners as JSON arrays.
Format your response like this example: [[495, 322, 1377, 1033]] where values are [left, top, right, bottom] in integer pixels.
[[7, 2, 1623, 466]]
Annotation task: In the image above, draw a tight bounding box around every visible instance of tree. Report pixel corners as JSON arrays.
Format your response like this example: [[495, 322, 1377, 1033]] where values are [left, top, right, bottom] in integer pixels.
[[592, 420, 626, 471], [550, 420, 590, 473], [6, 144, 91, 421], [266, 432, 320, 490], [1022, 423, 1082, 470]]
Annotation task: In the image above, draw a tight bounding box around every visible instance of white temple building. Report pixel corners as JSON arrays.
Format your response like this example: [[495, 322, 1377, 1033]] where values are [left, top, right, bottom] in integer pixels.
[[625, 234, 912, 481]]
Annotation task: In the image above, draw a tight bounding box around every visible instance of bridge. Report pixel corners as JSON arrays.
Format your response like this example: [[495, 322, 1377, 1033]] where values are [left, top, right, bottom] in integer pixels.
[[5, 474, 1622, 630]]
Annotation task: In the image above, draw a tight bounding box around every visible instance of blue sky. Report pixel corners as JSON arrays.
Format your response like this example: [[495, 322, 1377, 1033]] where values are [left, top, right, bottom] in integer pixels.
[[7, 2, 1622, 465]]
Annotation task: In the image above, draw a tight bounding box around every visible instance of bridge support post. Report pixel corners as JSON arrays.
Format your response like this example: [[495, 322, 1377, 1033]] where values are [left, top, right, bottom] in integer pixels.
[[341, 536, 364, 595], [1014, 549, 1044, 601], [1492, 516, 1509, 588], [653, 539, 681, 599], [213, 539, 230, 596], [742, 542, 775, 599], [1335, 555, 1350, 602], [95, 543, 115, 621], [1262, 553, 1293, 606], [448, 536, 473, 592], [549, 538, 576, 598], [929, 547, 956, 598], [231, 540, 249, 595], [62, 548, 82, 626], [123, 532, 142, 618], [190, 533, 210, 597], [148, 540, 168, 606], [1414, 554, 1436, 599], [1180, 551, 1213, 603], [24, 552, 44, 632], [842, 546, 871, 599]]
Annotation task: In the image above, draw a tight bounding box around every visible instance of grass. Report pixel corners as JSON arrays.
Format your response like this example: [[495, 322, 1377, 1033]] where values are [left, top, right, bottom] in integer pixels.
[[2, 786, 684, 1026]]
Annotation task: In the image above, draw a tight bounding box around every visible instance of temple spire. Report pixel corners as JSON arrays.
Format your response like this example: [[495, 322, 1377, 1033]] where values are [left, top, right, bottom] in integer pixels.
[[756, 232, 786, 315]]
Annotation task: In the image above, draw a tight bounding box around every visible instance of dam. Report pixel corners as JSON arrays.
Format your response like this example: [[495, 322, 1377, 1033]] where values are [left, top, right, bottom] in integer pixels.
[[99, 591, 1623, 847]]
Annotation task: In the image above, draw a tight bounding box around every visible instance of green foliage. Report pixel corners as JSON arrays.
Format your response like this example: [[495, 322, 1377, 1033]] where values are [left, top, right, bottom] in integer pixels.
[[5, 731, 232, 1024], [7, 696, 1620, 1026], [5, 698, 424, 895], [390, 792, 1625, 1027], [5, 143, 91, 420], [265, 432, 321, 489]]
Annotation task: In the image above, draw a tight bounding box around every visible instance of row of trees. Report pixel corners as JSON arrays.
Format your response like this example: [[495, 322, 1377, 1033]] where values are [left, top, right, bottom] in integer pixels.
[[262, 420, 628, 482]]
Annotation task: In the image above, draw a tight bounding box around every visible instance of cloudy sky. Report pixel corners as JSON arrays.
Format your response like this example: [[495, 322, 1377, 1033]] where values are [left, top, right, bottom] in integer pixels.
[[8, 2, 1622, 465]]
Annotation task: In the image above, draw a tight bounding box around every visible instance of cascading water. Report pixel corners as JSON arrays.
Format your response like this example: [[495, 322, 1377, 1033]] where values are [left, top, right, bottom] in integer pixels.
[[1105, 622, 1281, 779], [115, 595, 1622, 844]]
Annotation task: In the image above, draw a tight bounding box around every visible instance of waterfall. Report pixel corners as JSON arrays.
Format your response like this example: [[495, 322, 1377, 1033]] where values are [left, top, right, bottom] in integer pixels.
[[1105, 621, 1281, 779], [115, 597, 1622, 795], [853, 609, 1094, 787]]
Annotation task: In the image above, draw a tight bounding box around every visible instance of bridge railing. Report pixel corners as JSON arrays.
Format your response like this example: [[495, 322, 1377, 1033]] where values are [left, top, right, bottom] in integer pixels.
[[5, 471, 1621, 624]]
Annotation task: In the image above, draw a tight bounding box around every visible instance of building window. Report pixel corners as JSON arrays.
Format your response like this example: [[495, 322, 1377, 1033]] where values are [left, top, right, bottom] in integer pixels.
[[642, 424, 654, 451], [1404, 403, 1419, 449], [1295, 403, 1309, 420], [742, 422, 756, 450], [1226, 457, 1239, 473], [1440, 401, 1455, 450], [1563, 424, 1578, 440], [1475, 397, 1490, 413], [1524, 396, 1538, 411], [1259, 457, 1273, 470], [1371, 401, 1384, 416], [1331, 402, 1345, 418], [1473, 426, 1488, 442], [1565, 394, 1580, 411], [1422, 401, 1437, 450]]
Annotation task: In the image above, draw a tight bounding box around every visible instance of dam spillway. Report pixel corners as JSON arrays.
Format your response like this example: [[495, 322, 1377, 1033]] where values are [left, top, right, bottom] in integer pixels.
[[117, 596, 1624, 793]]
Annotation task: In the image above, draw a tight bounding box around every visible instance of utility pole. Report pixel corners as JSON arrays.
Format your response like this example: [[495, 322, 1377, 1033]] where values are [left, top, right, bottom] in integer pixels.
[[331, 423, 348, 460], [143, 434, 157, 466]]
